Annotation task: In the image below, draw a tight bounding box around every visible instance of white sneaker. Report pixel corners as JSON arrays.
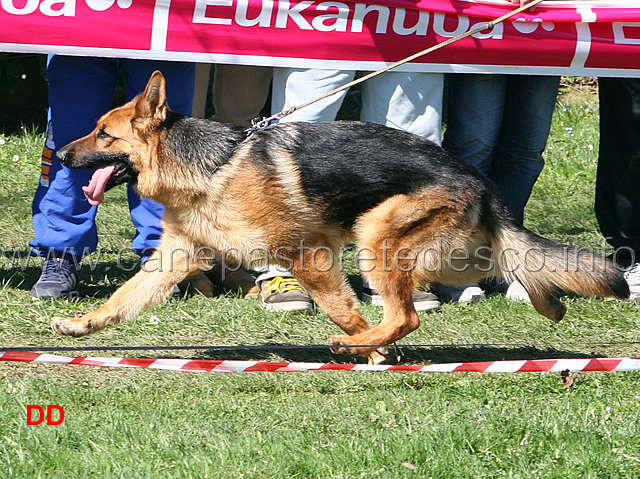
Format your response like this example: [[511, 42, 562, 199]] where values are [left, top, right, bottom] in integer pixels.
[[362, 284, 441, 311], [505, 281, 531, 302], [624, 263, 640, 301], [432, 283, 485, 304]]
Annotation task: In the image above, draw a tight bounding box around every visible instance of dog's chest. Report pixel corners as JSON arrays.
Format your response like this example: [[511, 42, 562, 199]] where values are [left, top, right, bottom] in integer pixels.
[[173, 206, 269, 259]]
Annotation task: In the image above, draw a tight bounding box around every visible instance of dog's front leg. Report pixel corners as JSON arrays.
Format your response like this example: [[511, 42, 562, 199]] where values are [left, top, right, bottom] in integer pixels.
[[51, 239, 199, 337]]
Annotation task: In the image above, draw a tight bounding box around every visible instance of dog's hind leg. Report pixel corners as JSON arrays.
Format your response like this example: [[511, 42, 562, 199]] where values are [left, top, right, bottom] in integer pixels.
[[328, 268, 420, 362], [51, 235, 203, 337], [328, 190, 481, 358], [287, 241, 387, 364], [327, 239, 421, 361]]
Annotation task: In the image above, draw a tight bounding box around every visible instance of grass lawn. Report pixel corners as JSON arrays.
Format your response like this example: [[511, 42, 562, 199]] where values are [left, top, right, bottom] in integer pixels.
[[1, 79, 639, 478]]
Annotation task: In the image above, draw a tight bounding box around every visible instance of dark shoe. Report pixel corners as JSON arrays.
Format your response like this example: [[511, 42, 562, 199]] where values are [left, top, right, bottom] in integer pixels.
[[175, 271, 215, 298], [431, 282, 485, 304], [206, 266, 259, 298], [259, 276, 313, 312], [31, 257, 79, 299]]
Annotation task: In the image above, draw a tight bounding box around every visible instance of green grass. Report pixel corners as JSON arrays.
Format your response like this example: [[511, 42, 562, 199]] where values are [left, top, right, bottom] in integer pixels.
[[1, 81, 640, 478]]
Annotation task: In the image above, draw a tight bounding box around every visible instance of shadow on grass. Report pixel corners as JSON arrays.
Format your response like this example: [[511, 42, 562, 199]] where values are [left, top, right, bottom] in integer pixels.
[[0, 264, 131, 298], [195, 343, 599, 365], [0, 251, 142, 298]]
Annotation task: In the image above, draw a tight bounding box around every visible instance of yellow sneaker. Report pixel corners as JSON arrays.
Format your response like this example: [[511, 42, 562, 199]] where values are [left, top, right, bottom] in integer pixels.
[[259, 276, 314, 312]]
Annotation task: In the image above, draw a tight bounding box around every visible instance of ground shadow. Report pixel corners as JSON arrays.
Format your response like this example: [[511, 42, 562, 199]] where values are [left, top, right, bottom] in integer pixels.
[[0, 254, 134, 298], [194, 343, 599, 365]]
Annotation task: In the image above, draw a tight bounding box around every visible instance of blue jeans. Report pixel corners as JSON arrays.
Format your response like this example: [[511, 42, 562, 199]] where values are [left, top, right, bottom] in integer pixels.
[[443, 74, 560, 224], [31, 55, 195, 260]]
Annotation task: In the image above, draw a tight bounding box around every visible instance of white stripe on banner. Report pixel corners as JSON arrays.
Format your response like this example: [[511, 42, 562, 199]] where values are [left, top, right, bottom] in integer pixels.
[[150, 0, 172, 52], [290, 362, 326, 371], [421, 363, 463, 372], [615, 358, 640, 371], [571, 7, 596, 70], [217, 360, 258, 372], [92, 357, 137, 367]]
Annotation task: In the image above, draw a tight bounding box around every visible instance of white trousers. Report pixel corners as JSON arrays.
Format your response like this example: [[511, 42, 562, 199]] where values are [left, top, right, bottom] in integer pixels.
[[272, 68, 443, 144]]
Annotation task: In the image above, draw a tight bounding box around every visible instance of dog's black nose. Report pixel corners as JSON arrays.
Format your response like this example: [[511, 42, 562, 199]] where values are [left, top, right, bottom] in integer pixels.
[[56, 149, 70, 166]]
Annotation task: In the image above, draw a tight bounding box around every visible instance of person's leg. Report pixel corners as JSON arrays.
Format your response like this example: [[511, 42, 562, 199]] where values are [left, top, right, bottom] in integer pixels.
[[212, 64, 273, 124], [596, 77, 640, 300], [262, 68, 356, 309], [191, 63, 212, 118], [596, 77, 640, 264], [489, 75, 560, 224], [31, 56, 121, 298], [357, 71, 444, 310], [438, 74, 508, 302], [271, 68, 355, 122], [119, 60, 209, 296], [361, 71, 444, 145], [31, 55, 120, 261], [123, 59, 195, 114], [443, 73, 506, 175]]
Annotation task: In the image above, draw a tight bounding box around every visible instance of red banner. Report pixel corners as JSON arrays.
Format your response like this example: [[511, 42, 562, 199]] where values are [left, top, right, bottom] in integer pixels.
[[1, 0, 639, 76]]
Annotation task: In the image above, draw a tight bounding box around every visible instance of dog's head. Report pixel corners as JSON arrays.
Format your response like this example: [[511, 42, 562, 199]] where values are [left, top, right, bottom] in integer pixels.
[[56, 70, 170, 205]]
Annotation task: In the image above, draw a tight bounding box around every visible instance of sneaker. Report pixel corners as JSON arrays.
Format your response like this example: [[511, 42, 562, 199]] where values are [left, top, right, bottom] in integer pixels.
[[259, 276, 314, 312], [505, 280, 531, 302], [624, 263, 640, 301], [432, 282, 485, 304], [31, 257, 79, 299], [362, 284, 441, 311]]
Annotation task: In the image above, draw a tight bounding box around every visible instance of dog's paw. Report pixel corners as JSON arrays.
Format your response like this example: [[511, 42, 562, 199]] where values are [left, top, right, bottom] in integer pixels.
[[51, 316, 94, 337], [328, 334, 359, 355], [178, 272, 215, 298], [367, 348, 389, 365], [329, 335, 389, 364]]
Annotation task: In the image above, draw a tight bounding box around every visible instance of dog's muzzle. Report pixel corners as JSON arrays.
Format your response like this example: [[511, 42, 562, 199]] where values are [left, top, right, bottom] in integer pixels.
[[56, 148, 72, 167]]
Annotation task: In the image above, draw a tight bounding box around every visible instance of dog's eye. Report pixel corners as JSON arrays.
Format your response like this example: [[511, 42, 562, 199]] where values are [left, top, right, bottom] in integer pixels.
[[97, 127, 115, 140]]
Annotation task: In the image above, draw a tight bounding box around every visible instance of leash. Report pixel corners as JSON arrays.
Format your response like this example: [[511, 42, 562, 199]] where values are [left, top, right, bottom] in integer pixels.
[[246, 0, 544, 136]]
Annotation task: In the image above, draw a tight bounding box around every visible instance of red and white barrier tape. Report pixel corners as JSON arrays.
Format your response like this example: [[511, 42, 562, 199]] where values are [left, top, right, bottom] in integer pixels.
[[2, 351, 640, 373]]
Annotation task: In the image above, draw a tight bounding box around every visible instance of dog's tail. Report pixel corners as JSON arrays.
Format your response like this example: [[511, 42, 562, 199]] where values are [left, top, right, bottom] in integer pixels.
[[491, 221, 629, 322]]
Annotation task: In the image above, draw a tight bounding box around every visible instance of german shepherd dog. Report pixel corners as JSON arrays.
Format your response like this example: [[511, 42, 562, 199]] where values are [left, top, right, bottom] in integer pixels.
[[50, 71, 628, 364]]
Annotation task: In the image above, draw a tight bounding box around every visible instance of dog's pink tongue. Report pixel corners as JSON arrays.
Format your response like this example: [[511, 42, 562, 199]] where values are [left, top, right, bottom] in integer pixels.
[[82, 165, 116, 206]]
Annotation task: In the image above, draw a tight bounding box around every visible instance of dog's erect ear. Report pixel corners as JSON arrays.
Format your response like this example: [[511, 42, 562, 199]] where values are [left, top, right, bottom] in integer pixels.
[[135, 70, 168, 126]]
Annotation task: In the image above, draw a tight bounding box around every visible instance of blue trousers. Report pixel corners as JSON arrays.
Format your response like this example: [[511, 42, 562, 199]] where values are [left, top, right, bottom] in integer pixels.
[[31, 56, 195, 260], [443, 74, 560, 224]]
